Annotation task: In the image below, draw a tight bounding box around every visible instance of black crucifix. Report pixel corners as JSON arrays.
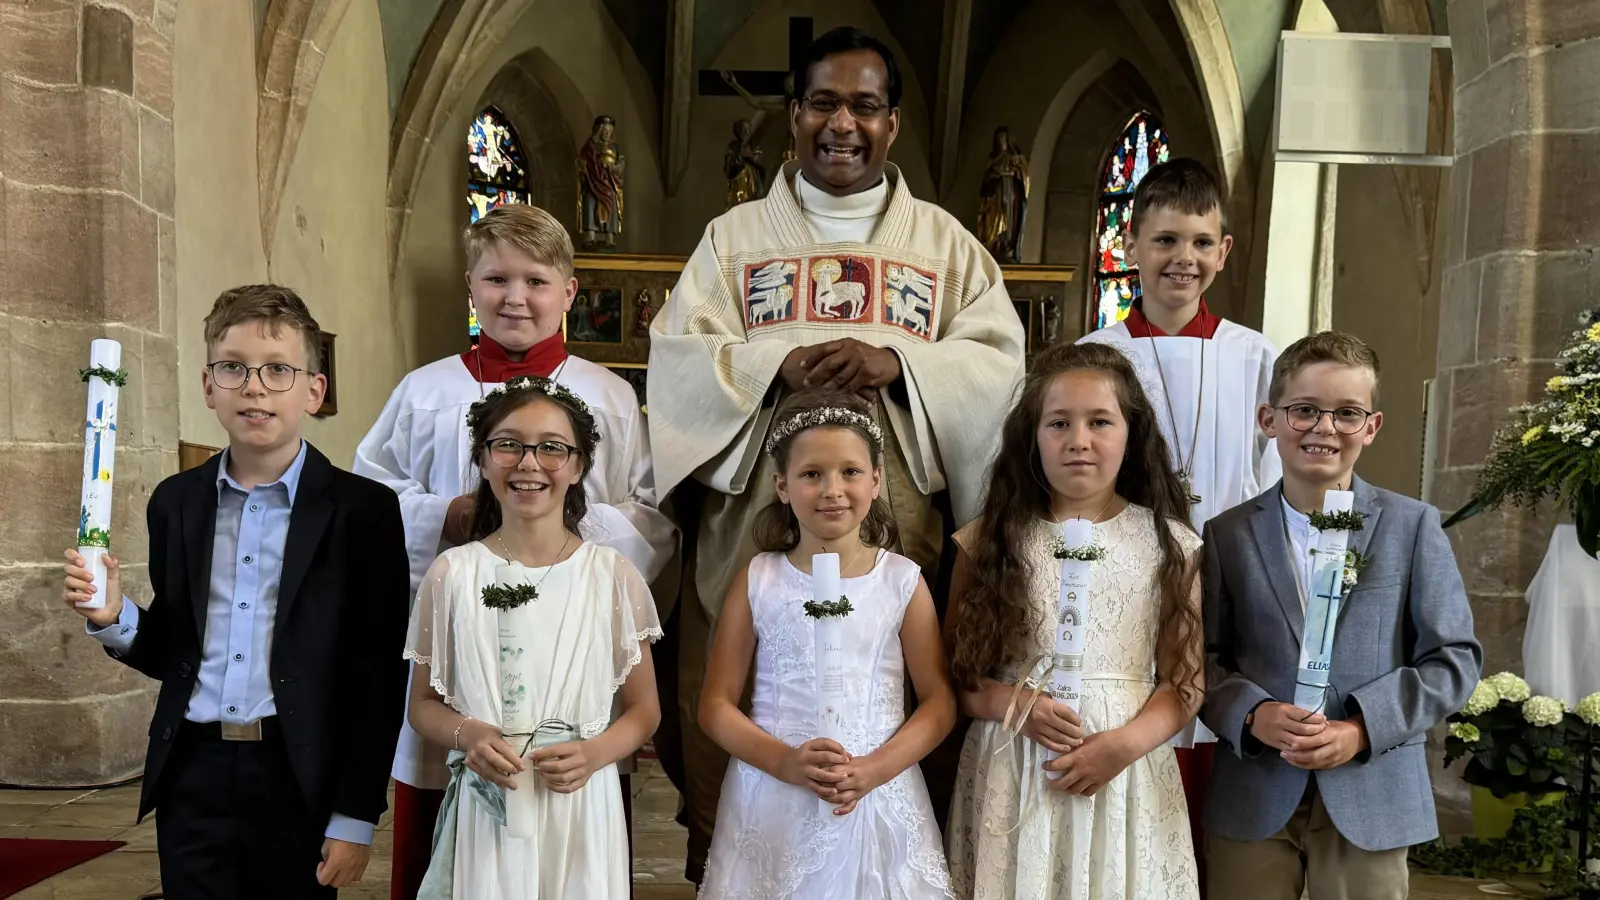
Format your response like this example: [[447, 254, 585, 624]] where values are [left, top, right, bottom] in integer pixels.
[[697, 16, 813, 100]]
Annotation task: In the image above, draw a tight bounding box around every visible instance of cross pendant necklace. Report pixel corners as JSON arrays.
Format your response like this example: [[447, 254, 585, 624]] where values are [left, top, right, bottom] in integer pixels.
[[1147, 332, 1205, 507]]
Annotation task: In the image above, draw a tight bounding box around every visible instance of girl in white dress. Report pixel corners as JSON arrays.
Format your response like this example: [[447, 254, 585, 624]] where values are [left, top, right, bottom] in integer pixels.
[[944, 342, 1204, 900], [698, 391, 957, 899], [404, 376, 662, 899]]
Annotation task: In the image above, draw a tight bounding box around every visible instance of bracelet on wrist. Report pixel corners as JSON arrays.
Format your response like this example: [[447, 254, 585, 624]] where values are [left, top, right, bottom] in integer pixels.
[[454, 716, 474, 751]]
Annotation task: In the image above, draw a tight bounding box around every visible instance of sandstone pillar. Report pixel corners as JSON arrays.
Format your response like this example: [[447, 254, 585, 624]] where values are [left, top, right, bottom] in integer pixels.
[[1432, 0, 1600, 675], [0, 0, 178, 785]]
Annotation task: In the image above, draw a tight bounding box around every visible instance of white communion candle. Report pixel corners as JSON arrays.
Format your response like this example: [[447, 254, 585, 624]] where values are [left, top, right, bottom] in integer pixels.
[[1046, 518, 1095, 775], [494, 562, 539, 839], [76, 340, 123, 610], [811, 552, 847, 816], [1294, 491, 1356, 712]]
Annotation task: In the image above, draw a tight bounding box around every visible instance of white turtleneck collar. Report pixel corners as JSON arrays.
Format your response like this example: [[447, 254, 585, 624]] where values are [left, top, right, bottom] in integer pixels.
[[793, 170, 890, 243]]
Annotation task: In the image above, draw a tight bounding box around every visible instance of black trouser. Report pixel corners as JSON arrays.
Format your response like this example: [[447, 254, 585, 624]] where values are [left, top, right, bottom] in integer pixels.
[[156, 720, 334, 900]]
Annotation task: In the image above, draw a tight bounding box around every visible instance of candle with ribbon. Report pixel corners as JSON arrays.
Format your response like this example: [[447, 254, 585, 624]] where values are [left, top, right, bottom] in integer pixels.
[[76, 340, 126, 610], [1294, 490, 1356, 712], [494, 561, 540, 838], [1046, 518, 1097, 774], [806, 552, 850, 815]]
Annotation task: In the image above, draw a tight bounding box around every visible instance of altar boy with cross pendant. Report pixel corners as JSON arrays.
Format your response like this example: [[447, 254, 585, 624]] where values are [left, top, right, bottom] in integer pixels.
[[1077, 157, 1280, 881], [1199, 332, 1480, 900]]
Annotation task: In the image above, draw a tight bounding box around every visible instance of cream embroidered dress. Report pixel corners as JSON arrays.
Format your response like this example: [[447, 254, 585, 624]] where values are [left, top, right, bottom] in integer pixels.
[[698, 550, 954, 899], [946, 505, 1199, 900], [405, 541, 662, 899]]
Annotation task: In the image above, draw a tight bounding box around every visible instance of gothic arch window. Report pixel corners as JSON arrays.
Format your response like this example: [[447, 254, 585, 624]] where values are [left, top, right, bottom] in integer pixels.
[[1090, 111, 1170, 331], [467, 106, 530, 223]]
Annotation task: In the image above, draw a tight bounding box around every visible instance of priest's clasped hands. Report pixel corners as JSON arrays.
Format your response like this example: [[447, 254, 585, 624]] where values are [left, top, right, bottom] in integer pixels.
[[782, 339, 901, 401], [1249, 701, 1369, 769]]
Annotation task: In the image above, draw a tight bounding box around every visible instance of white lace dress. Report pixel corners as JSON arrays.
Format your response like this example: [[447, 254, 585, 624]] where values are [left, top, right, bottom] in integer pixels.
[[946, 506, 1199, 900], [404, 541, 662, 899], [699, 550, 954, 900]]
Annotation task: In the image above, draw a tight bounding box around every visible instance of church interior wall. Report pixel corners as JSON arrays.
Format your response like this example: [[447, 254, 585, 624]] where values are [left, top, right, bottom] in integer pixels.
[[174, 0, 270, 453], [661, 0, 938, 254], [266, 0, 401, 468], [394, 0, 661, 369], [1332, 163, 1448, 499]]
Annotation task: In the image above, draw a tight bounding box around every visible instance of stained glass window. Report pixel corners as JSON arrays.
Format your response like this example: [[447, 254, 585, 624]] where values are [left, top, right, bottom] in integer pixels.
[[1091, 112, 1170, 331], [467, 107, 529, 223]]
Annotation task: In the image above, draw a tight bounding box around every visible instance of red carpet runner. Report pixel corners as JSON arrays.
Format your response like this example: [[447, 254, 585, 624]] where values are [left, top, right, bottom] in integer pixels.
[[0, 838, 125, 897]]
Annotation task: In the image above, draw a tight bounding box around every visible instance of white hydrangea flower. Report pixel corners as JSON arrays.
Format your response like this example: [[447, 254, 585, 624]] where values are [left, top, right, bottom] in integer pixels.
[[1462, 680, 1500, 715], [1522, 695, 1566, 727], [1577, 692, 1600, 726], [1486, 671, 1531, 703], [1448, 722, 1481, 742]]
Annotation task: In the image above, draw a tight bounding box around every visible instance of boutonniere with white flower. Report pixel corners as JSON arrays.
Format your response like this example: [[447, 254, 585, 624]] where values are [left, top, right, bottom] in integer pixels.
[[1341, 548, 1372, 591], [1049, 538, 1107, 562]]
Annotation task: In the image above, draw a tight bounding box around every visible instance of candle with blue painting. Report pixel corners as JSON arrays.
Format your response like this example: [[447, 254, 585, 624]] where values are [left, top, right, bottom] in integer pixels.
[[1293, 490, 1355, 712], [76, 340, 125, 610]]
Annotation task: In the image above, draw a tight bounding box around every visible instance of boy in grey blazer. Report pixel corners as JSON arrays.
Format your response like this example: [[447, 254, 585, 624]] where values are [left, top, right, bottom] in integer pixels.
[[1199, 332, 1481, 900]]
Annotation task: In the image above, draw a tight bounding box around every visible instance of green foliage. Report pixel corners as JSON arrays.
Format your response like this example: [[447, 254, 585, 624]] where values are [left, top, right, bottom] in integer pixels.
[[802, 596, 854, 619], [480, 582, 538, 611]]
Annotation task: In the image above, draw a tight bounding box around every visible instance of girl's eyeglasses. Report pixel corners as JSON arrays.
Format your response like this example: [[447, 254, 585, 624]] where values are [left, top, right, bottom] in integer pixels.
[[484, 438, 581, 470]]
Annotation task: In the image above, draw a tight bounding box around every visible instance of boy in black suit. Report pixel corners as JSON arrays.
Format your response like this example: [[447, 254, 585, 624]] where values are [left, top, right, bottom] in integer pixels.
[[62, 285, 411, 898]]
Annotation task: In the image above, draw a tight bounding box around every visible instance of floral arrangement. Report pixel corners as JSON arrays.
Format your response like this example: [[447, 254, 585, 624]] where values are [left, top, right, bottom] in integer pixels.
[[481, 582, 539, 611], [1049, 538, 1107, 562], [79, 365, 129, 387], [1443, 672, 1594, 798], [1308, 508, 1366, 533], [1443, 309, 1600, 557], [803, 596, 854, 619]]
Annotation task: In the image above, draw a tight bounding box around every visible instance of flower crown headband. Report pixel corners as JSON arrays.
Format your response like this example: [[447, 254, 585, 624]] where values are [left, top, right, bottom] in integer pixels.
[[465, 375, 601, 448], [765, 406, 884, 457]]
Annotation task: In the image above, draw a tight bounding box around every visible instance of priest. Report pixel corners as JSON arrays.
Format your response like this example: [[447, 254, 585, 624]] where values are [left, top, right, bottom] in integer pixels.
[[647, 26, 1025, 882]]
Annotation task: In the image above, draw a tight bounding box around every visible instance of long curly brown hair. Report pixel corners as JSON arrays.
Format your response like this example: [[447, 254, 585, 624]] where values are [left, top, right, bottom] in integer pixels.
[[947, 342, 1202, 705]]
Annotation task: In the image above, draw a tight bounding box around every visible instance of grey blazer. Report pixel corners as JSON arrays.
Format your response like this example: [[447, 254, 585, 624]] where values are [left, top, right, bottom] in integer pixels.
[[1199, 477, 1482, 851]]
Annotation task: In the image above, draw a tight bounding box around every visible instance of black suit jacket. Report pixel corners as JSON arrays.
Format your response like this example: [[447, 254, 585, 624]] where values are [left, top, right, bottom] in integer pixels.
[[109, 443, 411, 826]]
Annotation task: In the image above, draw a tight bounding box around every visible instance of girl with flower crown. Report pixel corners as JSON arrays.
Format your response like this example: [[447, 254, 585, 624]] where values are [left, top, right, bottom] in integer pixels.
[[944, 341, 1204, 899], [697, 390, 957, 899], [403, 377, 661, 898]]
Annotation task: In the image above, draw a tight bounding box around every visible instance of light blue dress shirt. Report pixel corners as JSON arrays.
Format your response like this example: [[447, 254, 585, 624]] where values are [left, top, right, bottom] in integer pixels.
[[91, 442, 373, 845]]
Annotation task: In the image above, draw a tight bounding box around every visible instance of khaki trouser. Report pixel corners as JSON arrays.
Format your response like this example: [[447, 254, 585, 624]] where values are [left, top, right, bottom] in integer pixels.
[[1205, 783, 1409, 900], [673, 407, 947, 883]]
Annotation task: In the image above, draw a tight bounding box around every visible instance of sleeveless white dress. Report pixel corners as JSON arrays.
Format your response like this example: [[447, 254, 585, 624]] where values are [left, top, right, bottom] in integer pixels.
[[699, 550, 955, 899], [946, 505, 1200, 900], [404, 541, 662, 899]]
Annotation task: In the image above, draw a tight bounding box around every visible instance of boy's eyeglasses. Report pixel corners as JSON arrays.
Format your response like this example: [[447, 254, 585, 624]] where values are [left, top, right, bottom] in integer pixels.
[[485, 438, 581, 470], [1279, 404, 1373, 435], [797, 96, 891, 120], [206, 361, 303, 392]]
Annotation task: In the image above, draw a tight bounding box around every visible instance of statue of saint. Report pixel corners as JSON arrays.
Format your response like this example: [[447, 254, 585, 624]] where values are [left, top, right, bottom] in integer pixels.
[[976, 126, 1030, 264], [724, 119, 767, 209], [635, 288, 655, 337], [577, 115, 625, 250]]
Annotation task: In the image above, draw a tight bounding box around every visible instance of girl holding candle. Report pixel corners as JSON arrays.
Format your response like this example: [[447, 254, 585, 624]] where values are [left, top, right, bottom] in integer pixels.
[[698, 390, 957, 899], [403, 376, 661, 899], [944, 341, 1204, 900]]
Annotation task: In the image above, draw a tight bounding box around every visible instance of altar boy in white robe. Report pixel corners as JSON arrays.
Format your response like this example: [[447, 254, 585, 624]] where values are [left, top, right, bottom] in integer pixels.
[[1079, 157, 1281, 886], [646, 26, 1025, 882], [353, 203, 675, 900]]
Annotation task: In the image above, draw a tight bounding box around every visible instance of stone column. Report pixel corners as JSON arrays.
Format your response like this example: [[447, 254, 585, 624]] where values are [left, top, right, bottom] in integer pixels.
[[1432, 0, 1600, 674], [0, 0, 179, 785]]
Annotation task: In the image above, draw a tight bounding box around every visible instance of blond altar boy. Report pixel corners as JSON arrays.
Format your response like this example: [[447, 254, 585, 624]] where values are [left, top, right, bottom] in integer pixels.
[[1078, 157, 1280, 882], [353, 204, 674, 900], [646, 26, 1025, 881]]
